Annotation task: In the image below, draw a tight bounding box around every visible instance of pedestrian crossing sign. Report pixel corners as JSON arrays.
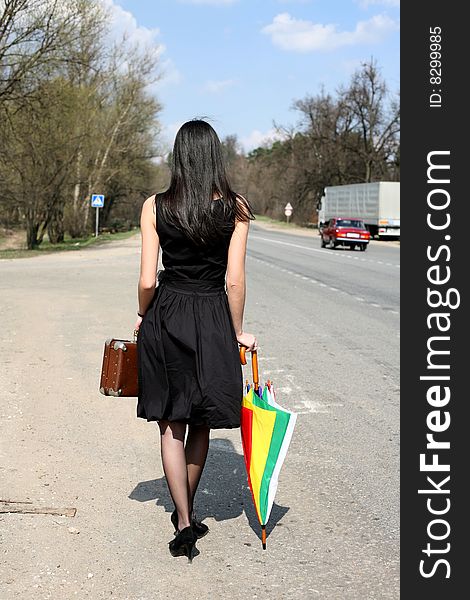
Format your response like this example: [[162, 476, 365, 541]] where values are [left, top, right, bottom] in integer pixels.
[[91, 194, 104, 207]]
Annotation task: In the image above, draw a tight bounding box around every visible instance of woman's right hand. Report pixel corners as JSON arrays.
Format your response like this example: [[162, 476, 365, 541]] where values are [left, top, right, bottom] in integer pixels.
[[237, 332, 258, 352]]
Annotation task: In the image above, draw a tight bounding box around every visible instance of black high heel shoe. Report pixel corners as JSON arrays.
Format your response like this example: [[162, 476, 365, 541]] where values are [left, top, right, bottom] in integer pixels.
[[168, 524, 197, 562], [171, 509, 209, 539]]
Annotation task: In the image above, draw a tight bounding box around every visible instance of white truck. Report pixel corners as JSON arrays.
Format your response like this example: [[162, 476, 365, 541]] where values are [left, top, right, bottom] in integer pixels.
[[318, 182, 400, 238]]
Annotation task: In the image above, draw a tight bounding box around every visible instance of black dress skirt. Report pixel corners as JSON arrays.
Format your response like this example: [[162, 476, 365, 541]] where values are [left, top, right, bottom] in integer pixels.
[[136, 196, 243, 429]]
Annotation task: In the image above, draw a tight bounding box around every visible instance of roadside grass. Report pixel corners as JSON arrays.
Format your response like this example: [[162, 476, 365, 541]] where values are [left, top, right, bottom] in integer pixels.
[[0, 228, 139, 260], [253, 213, 317, 231]]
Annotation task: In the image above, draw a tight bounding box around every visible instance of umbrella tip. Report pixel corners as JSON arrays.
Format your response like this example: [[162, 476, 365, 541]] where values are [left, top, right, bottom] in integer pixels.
[[261, 525, 266, 549]]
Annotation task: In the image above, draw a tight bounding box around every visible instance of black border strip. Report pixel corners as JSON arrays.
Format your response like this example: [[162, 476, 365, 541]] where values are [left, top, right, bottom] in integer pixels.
[[401, 3, 468, 597]]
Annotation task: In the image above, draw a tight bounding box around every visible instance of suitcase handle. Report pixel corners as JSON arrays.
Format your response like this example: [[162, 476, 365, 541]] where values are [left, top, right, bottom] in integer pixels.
[[133, 328, 139, 342], [239, 346, 259, 389]]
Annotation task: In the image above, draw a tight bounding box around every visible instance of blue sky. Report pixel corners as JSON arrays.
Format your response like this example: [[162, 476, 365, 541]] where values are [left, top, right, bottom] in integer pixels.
[[106, 0, 399, 154]]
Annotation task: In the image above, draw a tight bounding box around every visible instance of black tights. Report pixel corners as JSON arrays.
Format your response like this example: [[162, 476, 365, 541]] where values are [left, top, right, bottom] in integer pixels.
[[158, 420, 210, 531]]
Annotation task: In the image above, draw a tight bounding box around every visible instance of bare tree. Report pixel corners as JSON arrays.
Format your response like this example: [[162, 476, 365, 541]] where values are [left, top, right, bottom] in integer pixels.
[[243, 60, 400, 224], [0, 0, 84, 106], [75, 39, 163, 234], [338, 58, 400, 182], [0, 1, 164, 248], [1, 77, 85, 247]]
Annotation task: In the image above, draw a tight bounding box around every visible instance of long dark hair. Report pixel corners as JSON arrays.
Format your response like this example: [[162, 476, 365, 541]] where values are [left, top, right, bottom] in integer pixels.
[[155, 118, 255, 246]]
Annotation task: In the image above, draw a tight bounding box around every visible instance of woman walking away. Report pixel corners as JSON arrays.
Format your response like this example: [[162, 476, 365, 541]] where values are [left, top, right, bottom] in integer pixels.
[[135, 118, 257, 562]]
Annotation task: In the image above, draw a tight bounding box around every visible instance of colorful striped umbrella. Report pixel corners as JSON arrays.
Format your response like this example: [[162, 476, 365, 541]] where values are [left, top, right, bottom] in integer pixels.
[[239, 347, 297, 549]]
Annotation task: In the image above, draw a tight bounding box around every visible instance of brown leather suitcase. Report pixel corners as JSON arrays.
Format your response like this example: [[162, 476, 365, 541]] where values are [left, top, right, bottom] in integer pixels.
[[99, 331, 139, 397]]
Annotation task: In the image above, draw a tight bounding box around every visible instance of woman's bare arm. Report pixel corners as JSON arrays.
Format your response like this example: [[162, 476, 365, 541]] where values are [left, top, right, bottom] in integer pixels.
[[137, 195, 159, 320], [226, 196, 257, 351]]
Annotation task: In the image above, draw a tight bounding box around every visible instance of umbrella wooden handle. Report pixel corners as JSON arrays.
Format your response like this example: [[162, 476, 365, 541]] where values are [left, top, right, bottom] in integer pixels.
[[239, 347, 259, 389]]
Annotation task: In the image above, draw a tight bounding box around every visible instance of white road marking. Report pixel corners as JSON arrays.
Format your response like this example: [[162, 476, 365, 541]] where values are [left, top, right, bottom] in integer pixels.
[[251, 235, 400, 268], [294, 399, 344, 415], [247, 255, 399, 314]]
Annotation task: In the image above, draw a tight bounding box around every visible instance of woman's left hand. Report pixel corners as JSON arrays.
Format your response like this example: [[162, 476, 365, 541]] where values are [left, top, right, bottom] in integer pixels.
[[134, 315, 143, 333]]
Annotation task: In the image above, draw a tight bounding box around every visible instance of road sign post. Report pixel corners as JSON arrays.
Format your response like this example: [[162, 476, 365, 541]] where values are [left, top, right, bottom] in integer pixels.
[[91, 194, 105, 237], [284, 202, 293, 224]]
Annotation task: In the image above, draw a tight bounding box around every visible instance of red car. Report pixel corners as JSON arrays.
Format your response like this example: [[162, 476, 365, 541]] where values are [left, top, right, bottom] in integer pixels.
[[321, 217, 370, 251]]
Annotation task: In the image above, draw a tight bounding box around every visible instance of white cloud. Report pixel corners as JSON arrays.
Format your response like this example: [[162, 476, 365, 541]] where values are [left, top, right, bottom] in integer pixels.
[[358, 0, 400, 8], [160, 121, 185, 151], [339, 58, 365, 74], [177, 0, 238, 5], [158, 123, 287, 155], [261, 12, 399, 52], [159, 59, 183, 87], [151, 155, 167, 165], [203, 78, 237, 93], [103, 1, 181, 87], [240, 127, 288, 153], [103, 0, 162, 52]]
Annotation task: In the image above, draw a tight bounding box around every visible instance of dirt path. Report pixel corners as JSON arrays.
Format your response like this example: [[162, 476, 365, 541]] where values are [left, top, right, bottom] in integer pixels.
[[0, 235, 293, 600]]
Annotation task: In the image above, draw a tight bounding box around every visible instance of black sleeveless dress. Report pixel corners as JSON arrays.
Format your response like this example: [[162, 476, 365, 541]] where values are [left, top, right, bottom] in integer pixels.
[[136, 197, 243, 429]]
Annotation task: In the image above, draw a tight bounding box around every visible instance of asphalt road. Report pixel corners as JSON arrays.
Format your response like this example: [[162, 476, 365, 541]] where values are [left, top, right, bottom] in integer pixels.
[[0, 224, 399, 599]]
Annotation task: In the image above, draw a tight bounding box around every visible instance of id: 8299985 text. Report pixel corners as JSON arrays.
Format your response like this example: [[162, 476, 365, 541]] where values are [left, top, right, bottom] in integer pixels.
[[429, 26, 442, 109]]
